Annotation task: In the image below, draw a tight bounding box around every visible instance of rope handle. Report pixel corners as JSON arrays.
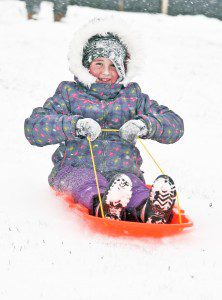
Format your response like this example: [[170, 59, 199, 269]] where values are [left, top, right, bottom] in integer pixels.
[[87, 128, 182, 224]]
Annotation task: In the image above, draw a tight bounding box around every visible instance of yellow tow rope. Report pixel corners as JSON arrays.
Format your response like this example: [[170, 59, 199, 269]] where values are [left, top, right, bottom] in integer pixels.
[[87, 129, 182, 224], [87, 136, 105, 218], [138, 138, 182, 224]]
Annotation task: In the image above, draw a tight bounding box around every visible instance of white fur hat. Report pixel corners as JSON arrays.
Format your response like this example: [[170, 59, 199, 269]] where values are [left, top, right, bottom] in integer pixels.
[[68, 17, 143, 87]]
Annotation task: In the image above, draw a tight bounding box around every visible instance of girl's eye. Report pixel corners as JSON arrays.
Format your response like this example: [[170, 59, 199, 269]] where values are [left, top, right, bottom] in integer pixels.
[[95, 62, 103, 66]]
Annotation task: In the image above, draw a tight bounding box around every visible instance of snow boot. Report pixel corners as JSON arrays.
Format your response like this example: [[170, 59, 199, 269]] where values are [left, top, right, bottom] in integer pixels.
[[95, 174, 132, 220], [141, 175, 176, 224]]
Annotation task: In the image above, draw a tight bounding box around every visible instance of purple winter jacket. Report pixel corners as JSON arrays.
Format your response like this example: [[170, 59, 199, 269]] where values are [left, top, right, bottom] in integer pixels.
[[24, 79, 184, 185]]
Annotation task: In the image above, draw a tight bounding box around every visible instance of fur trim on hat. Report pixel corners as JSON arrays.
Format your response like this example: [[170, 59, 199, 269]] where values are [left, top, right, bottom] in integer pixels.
[[68, 17, 143, 87]]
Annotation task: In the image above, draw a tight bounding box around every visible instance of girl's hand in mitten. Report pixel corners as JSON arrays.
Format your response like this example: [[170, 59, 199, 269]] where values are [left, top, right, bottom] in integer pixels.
[[76, 118, 101, 141], [119, 119, 148, 143]]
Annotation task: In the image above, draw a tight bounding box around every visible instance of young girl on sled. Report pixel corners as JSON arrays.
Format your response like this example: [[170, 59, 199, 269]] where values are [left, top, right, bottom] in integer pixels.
[[24, 18, 184, 224]]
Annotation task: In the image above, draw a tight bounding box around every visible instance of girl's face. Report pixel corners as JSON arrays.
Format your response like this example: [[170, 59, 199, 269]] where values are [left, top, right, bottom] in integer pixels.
[[89, 57, 119, 84]]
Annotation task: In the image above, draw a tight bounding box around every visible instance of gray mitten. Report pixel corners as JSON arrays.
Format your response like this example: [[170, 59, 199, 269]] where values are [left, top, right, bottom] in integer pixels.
[[119, 119, 148, 143], [76, 118, 101, 141]]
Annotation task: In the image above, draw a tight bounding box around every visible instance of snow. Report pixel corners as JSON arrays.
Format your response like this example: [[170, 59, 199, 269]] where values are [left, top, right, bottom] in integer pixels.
[[1, 1, 222, 299]]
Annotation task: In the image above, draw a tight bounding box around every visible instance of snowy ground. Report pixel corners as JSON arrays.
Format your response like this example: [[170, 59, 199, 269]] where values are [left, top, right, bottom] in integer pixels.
[[1, 1, 222, 299]]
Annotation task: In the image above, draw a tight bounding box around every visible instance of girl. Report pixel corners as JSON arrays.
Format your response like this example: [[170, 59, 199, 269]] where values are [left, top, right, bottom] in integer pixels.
[[24, 18, 184, 224]]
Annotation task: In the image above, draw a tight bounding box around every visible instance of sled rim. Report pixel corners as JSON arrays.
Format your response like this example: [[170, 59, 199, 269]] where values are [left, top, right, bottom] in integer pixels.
[[62, 194, 193, 238]]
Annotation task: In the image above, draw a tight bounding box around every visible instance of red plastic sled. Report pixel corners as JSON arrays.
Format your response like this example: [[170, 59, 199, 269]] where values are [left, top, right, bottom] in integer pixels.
[[59, 192, 193, 238]]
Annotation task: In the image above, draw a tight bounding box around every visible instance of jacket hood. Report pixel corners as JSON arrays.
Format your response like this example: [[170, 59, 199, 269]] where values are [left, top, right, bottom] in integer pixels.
[[68, 17, 143, 87]]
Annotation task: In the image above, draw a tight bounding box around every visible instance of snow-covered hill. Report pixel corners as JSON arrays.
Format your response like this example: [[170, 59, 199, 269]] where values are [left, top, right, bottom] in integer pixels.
[[1, 1, 222, 299]]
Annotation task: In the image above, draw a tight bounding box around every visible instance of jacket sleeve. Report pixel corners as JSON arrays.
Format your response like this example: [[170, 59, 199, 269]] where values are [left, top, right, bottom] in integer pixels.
[[24, 82, 83, 147], [134, 84, 184, 144]]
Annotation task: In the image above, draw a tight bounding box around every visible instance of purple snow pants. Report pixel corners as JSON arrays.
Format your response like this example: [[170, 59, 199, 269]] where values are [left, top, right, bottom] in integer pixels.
[[53, 166, 150, 217]]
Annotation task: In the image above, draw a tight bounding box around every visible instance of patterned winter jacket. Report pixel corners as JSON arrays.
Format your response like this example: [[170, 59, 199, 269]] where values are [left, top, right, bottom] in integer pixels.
[[24, 79, 184, 185]]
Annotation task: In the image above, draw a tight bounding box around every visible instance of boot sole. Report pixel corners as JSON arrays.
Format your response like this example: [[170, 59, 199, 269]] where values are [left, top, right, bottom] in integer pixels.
[[100, 174, 132, 220], [145, 175, 176, 224]]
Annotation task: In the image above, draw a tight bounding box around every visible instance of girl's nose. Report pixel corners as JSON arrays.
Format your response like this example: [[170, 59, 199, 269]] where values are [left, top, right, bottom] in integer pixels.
[[102, 65, 110, 76]]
